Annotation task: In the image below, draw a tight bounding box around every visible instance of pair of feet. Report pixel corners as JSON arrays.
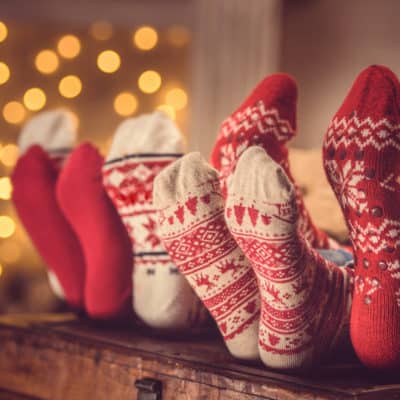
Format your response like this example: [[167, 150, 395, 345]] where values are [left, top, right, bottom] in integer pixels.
[[13, 136, 133, 318], [155, 65, 400, 370], [12, 110, 206, 328], [154, 148, 352, 369]]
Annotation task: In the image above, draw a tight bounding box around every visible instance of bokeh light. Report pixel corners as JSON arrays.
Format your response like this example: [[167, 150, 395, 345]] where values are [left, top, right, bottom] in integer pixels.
[[0, 144, 19, 167], [35, 50, 59, 74], [114, 92, 138, 116], [138, 70, 162, 94], [166, 88, 188, 110], [89, 21, 113, 41], [58, 75, 82, 98], [166, 25, 191, 48], [97, 50, 121, 73], [0, 177, 12, 200], [133, 26, 158, 51], [23, 88, 46, 111], [0, 240, 21, 263], [3, 101, 26, 124], [156, 104, 176, 120], [0, 22, 8, 43], [0, 216, 15, 238], [57, 35, 81, 59], [0, 62, 10, 85]]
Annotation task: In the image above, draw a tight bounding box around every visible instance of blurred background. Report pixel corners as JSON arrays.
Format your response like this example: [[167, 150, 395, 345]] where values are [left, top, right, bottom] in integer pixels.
[[0, 0, 397, 313]]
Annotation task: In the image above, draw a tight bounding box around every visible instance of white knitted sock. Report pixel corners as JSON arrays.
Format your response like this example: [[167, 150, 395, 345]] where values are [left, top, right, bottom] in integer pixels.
[[19, 109, 77, 164], [225, 146, 353, 369], [103, 112, 207, 329], [153, 152, 260, 359]]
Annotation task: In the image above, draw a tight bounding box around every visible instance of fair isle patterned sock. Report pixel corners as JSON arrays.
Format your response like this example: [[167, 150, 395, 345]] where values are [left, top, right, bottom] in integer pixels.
[[19, 109, 77, 170], [210, 74, 332, 249], [153, 152, 260, 360], [225, 147, 353, 369], [103, 112, 208, 330], [323, 65, 400, 369]]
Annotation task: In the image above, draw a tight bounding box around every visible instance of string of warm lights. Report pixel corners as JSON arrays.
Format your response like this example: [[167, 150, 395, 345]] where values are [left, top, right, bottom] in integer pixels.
[[0, 19, 191, 277]]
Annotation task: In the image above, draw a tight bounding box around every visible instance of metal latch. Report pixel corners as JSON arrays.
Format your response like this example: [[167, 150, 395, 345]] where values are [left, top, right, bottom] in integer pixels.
[[135, 378, 162, 400]]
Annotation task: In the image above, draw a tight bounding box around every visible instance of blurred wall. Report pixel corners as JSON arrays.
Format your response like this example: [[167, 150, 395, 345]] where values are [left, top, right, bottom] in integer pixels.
[[282, 0, 400, 148], [190, 0, 282, 158]]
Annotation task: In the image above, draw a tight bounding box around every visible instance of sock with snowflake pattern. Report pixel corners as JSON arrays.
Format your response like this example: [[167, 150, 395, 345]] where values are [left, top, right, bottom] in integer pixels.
[[323, 65, 400, 369]]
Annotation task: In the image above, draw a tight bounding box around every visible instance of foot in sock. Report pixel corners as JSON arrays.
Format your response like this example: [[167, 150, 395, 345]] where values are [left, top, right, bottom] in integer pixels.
[[323, 65, 400, 369], [210, 73, 332, 249], [153, 152, 260, 360], [103, 112, 208, 329], [12, 110, 84, 307], [12, 145, 85, 308], [225, 146, 353, 369], [57, 143, 133, 319]]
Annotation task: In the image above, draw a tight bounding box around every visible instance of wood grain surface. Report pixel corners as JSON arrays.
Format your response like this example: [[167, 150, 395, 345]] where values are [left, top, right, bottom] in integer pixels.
[[0, 314, 399, 399]]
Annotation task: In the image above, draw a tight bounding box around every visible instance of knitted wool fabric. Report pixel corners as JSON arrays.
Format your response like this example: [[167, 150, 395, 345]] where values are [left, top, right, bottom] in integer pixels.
[[323, 65, 400, 369], [57, 143, 133, 319], [103, 113, 208, 329], [210, 74, 331, 249], [18, 109, 77, 169], [226, 146, 353, 369], [153, 152, 260, 360], [12, 110, 84, 307]]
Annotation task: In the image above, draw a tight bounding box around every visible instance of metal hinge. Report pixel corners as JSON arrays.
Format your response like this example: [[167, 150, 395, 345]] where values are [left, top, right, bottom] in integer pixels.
[[135, 378, 162, 400]]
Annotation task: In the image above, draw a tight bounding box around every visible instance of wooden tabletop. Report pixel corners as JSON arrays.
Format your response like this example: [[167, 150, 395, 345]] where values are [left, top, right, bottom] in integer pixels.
[[0, 313, 399, 399]]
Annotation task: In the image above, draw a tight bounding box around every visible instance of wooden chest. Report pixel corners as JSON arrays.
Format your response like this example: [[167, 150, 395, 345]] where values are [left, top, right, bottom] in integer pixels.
[[0, 314, 399, 399]]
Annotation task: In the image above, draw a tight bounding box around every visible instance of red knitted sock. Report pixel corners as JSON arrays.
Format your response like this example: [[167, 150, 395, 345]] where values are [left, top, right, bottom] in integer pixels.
[[12, 146, 85, 308], [210, 74, 331, 249], [226, 146, 353, 369], [323, 65, 400, 369], [57, 143, 133, 319]]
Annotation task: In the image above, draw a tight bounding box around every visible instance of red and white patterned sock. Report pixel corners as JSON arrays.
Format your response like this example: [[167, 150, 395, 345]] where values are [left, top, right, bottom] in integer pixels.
[[103, 112, 207, 330], [57, 143, 133, 319], [12, 110, 85, 307], [323, 65, 400, 369], [225, 146, 353, 369], [153, 152, 260, 359], [210, 74, 332, 249]]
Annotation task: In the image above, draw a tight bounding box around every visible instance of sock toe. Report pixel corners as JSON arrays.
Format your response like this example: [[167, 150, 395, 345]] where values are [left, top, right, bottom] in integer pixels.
[[107, 111, 185, 161], [232, 146, 294, 204], [66, 142, 103, 175], [154, 152, 217, 210], [176, 153, 217, 197], [18, 109, 77, 155], [241, 73, 297, 137], [336, 65, 400, 122]]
